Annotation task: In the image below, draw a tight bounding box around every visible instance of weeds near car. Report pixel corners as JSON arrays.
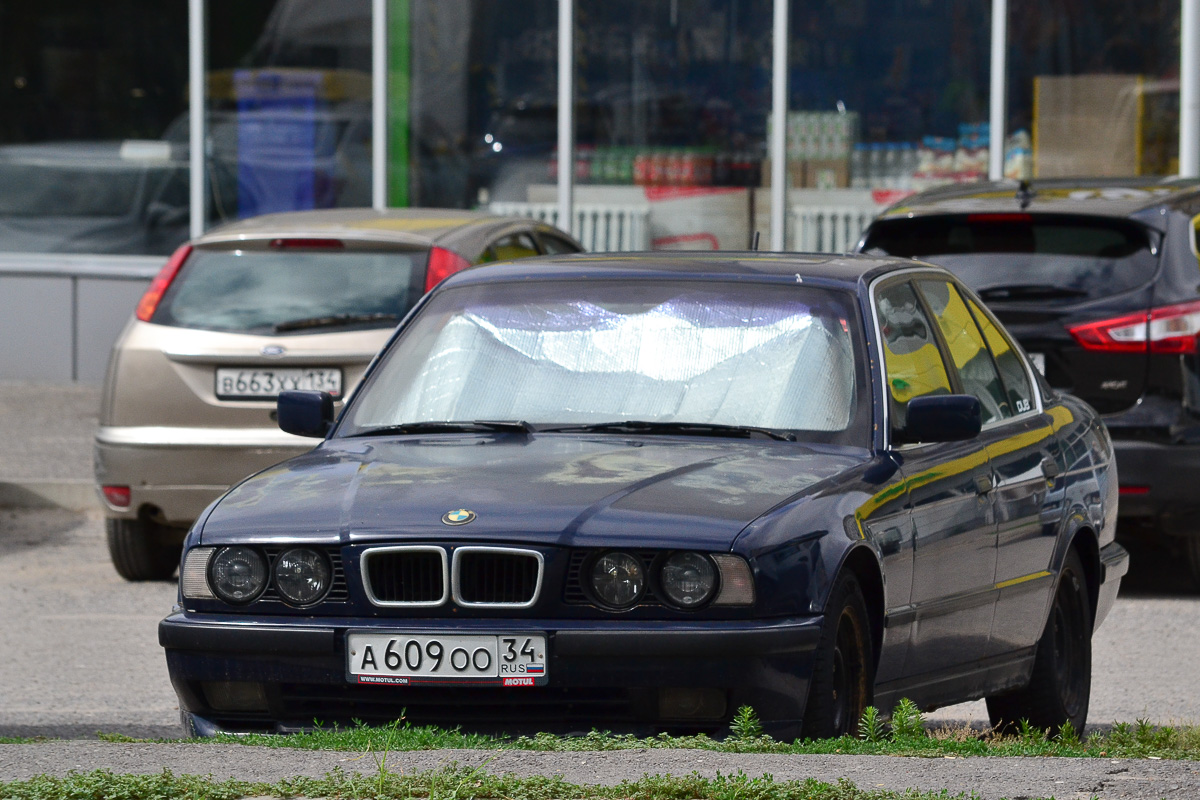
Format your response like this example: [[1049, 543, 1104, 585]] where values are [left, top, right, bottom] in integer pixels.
[[178, 701, 1200, 761]]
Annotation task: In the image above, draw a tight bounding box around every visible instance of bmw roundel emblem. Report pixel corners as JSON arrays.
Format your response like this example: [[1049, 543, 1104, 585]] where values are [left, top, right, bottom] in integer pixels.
[[442, 508, 476, 526], [261, 344, 287, 357]]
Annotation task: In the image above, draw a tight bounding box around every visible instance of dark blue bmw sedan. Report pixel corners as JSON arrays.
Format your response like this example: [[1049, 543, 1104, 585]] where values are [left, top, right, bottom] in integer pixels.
[[160, 252, 1129, 740]]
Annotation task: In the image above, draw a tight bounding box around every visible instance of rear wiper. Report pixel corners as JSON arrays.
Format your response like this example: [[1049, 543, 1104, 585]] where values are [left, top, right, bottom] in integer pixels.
[[346, 420, 535, 437], [541, 420, 797, 442], [976, 284, 1088, 301], [273, 312, 401, 333]]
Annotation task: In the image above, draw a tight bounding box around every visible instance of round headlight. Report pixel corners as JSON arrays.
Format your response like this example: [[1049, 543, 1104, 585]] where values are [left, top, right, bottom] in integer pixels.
[[274, 547, 332, 606], [660, 552, 717, 609], [590, 552, 645, 608], [208, 546, 268, 604]]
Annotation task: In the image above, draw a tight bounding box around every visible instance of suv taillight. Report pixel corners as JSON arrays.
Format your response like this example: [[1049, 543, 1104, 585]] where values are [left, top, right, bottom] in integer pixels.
[[1068, 300, 1200, 354], [135, 244, 192, 322], [424, 247, 471, 292]]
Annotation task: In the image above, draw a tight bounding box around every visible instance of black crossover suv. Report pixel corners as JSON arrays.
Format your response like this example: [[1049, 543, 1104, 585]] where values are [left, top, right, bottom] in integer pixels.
[[859, 178, 1200, 585]]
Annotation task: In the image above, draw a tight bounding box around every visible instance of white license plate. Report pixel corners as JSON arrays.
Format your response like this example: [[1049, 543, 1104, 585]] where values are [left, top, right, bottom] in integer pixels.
[[1028, 353, 1046, 375], [215, 367, 343, 399], [347, 632, 548, 686]]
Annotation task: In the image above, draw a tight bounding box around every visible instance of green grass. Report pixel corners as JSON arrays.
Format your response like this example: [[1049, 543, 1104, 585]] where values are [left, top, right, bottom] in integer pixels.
[[90, 702, 1200, 761], [0, 764, 1000, 800]]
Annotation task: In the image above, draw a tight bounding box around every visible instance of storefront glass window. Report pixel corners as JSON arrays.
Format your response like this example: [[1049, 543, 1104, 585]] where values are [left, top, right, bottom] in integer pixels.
[[205, 0, 373, 225], [411, 0, 775, 253], [407, 0, 557, 210], [574, 0, 773, 252], [785, 0, 989, 253], [1006, 0, 1179, 178], [0, 1, 189, 254], [789, 0, 990, 196]]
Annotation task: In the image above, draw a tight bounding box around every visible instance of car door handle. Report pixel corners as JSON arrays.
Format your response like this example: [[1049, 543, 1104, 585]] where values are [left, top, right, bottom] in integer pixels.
[[974, 474, 993, 495], [1041, 458, 1061, 479]]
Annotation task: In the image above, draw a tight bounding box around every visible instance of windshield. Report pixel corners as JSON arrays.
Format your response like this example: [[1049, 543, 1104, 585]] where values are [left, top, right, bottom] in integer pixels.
[[862, 215, 1159, 301], [341, 280, 870, 445], [153, 247, 427, 333]]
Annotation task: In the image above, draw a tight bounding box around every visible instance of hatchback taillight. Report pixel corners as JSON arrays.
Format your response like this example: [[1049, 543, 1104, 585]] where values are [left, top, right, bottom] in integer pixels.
[[424, 246, 471, 292], [1068, 300, 1200, 354], [135, 244, 192, 322]]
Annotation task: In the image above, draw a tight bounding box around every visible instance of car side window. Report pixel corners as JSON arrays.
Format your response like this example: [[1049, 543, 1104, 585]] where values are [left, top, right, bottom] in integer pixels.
[[966, 296, 1036, 415], [916, 279, 1010, 425], [875, 281, 953, 431], [538, 233, 579, 254], [483, 233, 540, 263]]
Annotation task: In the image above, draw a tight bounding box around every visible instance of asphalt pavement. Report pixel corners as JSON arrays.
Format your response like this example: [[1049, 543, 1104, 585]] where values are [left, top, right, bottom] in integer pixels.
[[0, 380, 98, 508]]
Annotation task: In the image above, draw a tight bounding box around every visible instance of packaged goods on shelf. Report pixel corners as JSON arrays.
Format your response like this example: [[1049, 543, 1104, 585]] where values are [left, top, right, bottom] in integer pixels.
[[1004, 129, 1033, 180], [771, 110, 859, 160]]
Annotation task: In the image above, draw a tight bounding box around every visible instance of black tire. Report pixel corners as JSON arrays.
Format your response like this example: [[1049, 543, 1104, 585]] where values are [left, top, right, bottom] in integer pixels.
[[801, 572, 875, 739], [106, 517, 181, 581], [986, 548, 1092, 735]]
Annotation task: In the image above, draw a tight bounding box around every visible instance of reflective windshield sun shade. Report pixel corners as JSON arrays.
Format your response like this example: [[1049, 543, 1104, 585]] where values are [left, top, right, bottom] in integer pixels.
[[344, 282, 869, 445], [152, 248, 426, 333]]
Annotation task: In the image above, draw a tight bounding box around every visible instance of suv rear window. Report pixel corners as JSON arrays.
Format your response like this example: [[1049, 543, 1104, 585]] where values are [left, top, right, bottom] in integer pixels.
[[154, 247, 426, 333], [862, 214, 1159, 301]]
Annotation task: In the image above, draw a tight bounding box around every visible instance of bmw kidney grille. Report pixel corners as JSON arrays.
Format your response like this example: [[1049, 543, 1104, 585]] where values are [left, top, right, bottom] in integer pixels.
[[361, 546, 543, 608]]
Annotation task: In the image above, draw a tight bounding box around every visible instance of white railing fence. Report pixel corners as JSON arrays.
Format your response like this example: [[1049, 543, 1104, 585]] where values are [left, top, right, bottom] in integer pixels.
[[490, 202, 651, 252], [789, 204, 878, 254]]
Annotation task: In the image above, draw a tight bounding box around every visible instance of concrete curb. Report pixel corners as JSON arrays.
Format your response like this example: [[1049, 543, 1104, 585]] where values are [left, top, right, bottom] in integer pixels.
[[0, 480, 99, 511]]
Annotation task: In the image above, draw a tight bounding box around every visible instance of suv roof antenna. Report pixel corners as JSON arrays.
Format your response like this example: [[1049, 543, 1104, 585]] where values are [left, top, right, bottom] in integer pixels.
[[1016, 180, 1035, 210]]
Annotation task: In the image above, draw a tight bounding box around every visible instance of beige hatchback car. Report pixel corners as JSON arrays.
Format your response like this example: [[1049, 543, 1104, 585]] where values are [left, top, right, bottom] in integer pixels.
[[95, 208, 580, 580]]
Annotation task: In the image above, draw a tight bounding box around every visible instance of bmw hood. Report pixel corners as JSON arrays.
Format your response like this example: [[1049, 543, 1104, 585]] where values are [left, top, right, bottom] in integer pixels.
[[200, 434, 867, 550]]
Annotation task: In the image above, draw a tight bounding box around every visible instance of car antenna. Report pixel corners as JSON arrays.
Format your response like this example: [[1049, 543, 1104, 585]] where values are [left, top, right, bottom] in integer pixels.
[[1016, 180, 1035, 210], [751, 231, 761, 251]]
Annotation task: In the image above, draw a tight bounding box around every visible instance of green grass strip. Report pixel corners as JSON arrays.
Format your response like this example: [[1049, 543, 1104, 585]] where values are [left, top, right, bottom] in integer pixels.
[[0, 764, 992, 800], [85, 701, 1200, 761]]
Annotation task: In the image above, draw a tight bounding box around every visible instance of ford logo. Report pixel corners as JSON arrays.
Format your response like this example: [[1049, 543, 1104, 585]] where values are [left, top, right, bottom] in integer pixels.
[[261, 345, 287, 357]]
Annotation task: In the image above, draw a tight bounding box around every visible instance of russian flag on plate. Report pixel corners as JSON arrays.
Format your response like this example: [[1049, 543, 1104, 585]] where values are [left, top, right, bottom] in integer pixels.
[[525, 663, 545, 675]]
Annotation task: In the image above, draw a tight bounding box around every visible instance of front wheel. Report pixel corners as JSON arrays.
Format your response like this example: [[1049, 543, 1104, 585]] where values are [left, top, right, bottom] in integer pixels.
[[106, 517, 182, 581], [986, 548, 1092, 734], [801, 572, 875, 739]]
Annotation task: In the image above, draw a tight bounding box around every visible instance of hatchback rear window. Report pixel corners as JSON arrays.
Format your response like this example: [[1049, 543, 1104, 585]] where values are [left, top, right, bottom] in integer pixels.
[[862, 215, 1159, 301], [153, 247, 426, 333]]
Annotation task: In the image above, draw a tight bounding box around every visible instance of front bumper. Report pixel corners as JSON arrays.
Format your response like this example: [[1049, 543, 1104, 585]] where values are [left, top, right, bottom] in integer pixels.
[[93, 426, 313, 525], [159, 612, 823, 737]]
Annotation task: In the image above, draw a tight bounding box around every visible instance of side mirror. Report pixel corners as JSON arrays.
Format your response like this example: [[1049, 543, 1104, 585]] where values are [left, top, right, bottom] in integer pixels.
[[899, 394, 982, 444], [278, 390, 335, 438]]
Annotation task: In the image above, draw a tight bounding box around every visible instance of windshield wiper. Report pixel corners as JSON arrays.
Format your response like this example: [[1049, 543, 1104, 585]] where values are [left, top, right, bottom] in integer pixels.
[[976, 284, 1089, 301], [541, 420, 797, 442], [273, 312, 401, 333], [347, 420, 535, 437]]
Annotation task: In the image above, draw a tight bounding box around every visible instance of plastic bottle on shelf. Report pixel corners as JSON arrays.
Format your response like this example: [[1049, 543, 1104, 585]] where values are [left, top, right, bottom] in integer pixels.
[[867, 143, 885, 188], [850, 143, 869, 189], [883, 142, 903, 189], [899, 143, 917, 190]]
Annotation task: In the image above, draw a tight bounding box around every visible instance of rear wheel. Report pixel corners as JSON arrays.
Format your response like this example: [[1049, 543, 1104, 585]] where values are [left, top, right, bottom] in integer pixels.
[[801, 572, 875, 739], [986, 548, 1092, 734], [106, 517, 182, 581]]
